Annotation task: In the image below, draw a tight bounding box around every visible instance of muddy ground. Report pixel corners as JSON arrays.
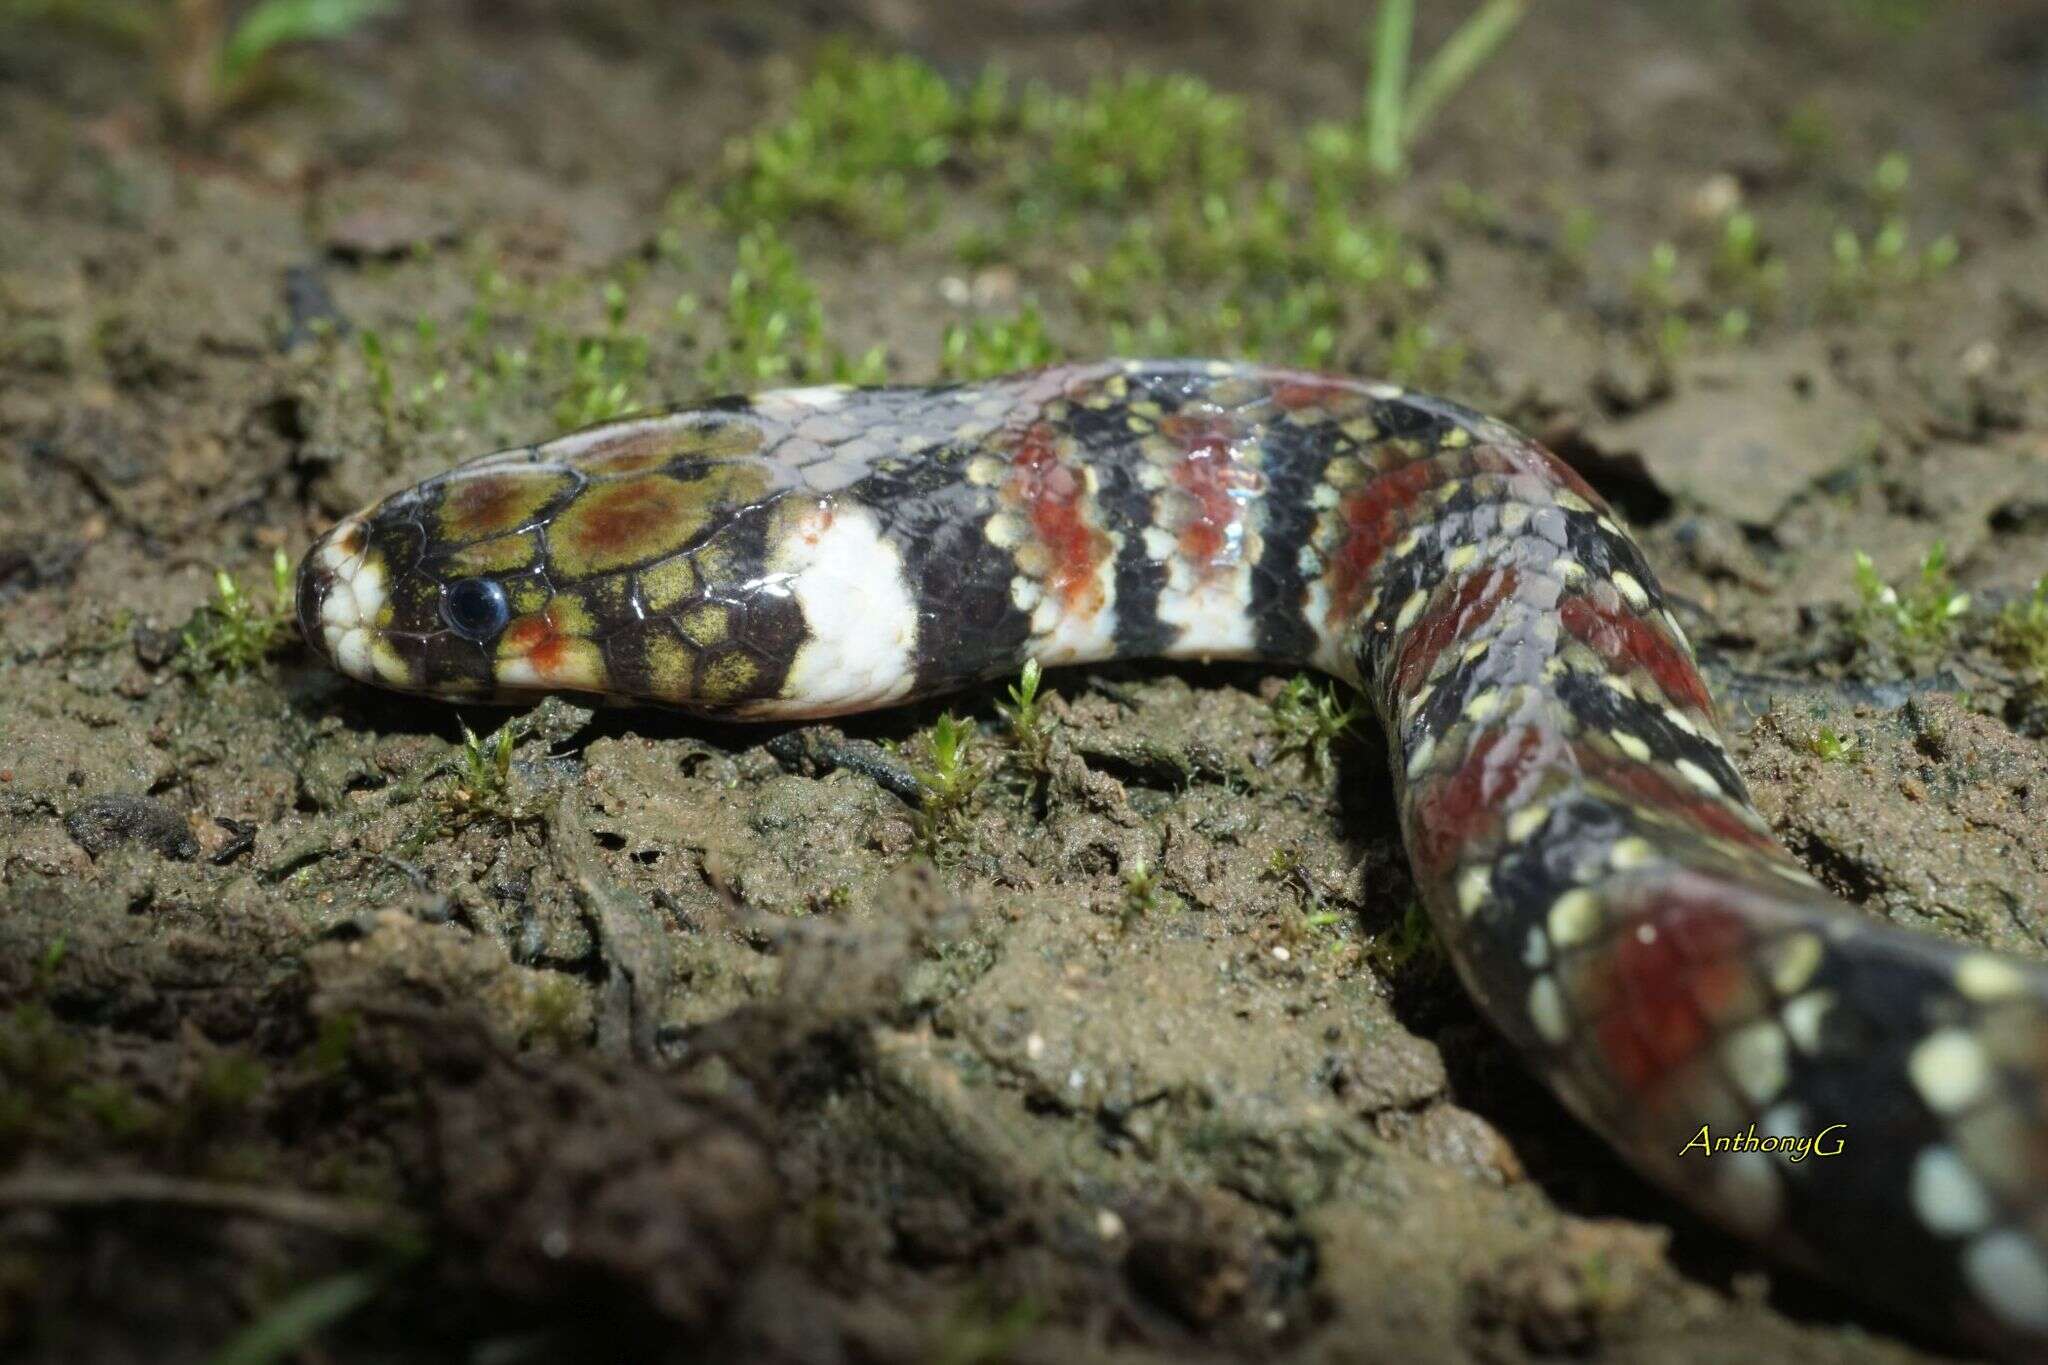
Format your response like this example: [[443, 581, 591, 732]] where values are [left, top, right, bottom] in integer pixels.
[[4, 1, 2048, 1361]]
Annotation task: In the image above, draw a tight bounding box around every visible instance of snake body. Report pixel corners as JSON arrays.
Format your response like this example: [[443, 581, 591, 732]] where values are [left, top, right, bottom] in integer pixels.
[[296, 361, 2048, 1356]]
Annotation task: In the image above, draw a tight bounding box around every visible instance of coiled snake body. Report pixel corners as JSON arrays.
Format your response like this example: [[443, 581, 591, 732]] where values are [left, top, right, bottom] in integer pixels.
[[297, 361, 2048, 1356]]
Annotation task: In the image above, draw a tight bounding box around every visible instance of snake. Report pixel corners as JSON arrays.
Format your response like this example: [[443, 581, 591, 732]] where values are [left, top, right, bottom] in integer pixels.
[[294, 360, 2048, 1357]]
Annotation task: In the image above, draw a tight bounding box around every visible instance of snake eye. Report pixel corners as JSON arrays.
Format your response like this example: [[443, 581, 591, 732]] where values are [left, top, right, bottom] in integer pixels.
[[441, 577, 510, 641]]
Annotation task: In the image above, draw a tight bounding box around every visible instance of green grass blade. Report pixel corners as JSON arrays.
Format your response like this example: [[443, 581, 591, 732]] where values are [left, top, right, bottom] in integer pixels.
[[220, 0, 399, 87], [1403, 0, 1527, 144], [1365, 0, 1414, 178], [207, 1268, 385, 1365]]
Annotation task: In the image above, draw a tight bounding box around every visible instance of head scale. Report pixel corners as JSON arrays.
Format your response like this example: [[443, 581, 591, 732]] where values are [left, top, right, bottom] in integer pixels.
[[295, 411, 811, 713]]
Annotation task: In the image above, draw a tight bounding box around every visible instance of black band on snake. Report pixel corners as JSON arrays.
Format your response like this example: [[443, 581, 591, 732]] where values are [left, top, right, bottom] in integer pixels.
[[295, 360, 2048, 1357]]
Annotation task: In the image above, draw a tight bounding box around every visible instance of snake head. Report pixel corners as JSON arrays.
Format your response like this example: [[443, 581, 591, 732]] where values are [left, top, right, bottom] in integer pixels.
[[295, 415, 840, 711], [295, 469, 506, 699]]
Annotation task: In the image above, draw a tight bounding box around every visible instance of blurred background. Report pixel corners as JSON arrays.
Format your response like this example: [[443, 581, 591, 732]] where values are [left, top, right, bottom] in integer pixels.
[[3, 2, 2047, 1361]]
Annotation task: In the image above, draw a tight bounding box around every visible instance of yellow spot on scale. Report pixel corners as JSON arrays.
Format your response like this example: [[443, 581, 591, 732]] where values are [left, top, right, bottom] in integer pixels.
[[638, 556, 697, 614], [1609, 836, 1657, 870], [642, 631, 694, 700], [985, 512, 1028, 549], [1909, 1028, 1992, 1115], [1764, 933, 1824, 996], [1611, 731, 1652, 763], [1547, 889, 1601, 947], [677, 602, 730, 648], [1457, 865, 1491, 917], [1506, 803, 1551, 843], [1663, 609, 1693, 655], [370, 639, 412, 686], [697, 651, 760, 703], [1325, 457, 1367, 488], [1722, 1020, 1790, 1105], [443, 532, 539, 576], [1674, 757, 1722, 796], [1913, 1147, 1994, 1236], [1956, 954, 2029, 1002], [1612, 571, 1651, 611], [1963, 1231, 2048, 1332], [1527, 975, 1569, 1044], [1394, 590, 1429, 634]]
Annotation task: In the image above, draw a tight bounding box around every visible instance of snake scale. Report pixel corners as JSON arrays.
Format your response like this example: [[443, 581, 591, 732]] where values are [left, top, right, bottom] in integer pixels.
[[295, 361, 2048, 1357]]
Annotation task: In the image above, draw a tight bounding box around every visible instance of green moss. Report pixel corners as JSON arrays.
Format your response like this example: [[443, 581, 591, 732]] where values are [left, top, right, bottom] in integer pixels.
[[65, 1078, 162, 1142], [722, 46, 1010, 238], [1996, 577, 2048, 681], [1630, 240, 1692, 363], [547, 279, 652, 427], [701, 226, 886, 391], [302, 1011, 359, 1079], [931, 1286, 1043, 1365], [912, 714, 986, 856], [1825, 154, 1960, 315], [1024, 70, 1247, 208], [1269, 675, 1362, 778], [994, 658, 1055, 784], [438, 718, 525, 833], [1778, 98, 1838, 162], [175, 550, 296, 682], [1118, 857, 1171, 931], [1851, 543, 1970, 665], [1842, 0, 1933, 34], [195, 1051, 269, 1113], [1808, 725, 1858, 762], [1383, 318, 1467, 388], [1708, 208, 1786, 322], [0, 1003, 82, 1105], [940, 303, 1059, 381], [1364, 899, 1442, 978], [519, 975, 588, 1050], [1069, 178, 1432, 369]]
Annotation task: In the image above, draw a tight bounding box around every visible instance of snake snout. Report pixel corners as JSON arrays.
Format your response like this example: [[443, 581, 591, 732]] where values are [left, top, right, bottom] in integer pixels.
[[295, 516, 380, 679], [294, 545, 336, 663]]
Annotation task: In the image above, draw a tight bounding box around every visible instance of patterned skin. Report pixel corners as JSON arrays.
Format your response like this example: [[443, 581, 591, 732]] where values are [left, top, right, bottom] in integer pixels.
[[298, 361, 2048, 1357]]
